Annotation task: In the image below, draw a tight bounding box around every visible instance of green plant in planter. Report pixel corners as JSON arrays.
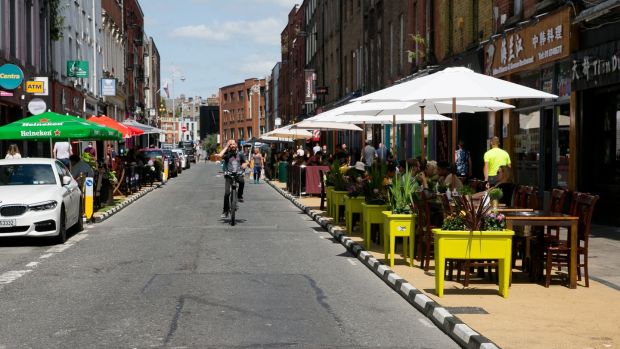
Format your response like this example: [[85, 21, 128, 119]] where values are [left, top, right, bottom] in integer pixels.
[[442, 213, 466, 230], [388, 170, 415, 214], [104, 170, 118, 185], [81, 152, 96, 169], [327, 161, 347, 191], [458, 185, 475, 196], [483, 212, 506, 230], [452, 194, 491, 231], [488, 187, 503, 201], [363, 163, 388, 204]]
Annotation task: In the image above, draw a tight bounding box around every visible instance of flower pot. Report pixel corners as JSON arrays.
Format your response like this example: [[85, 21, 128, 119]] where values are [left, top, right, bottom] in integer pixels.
[[432, 229, 514, 298], [330, 190, 348, 224], [382, 211, 416, 267], [361, 203, 389, 250], [344, 195, 365, 234]]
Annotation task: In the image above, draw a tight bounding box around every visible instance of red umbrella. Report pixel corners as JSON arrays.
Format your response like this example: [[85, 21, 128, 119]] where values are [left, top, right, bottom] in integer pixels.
[[89, 115, 144, 138]]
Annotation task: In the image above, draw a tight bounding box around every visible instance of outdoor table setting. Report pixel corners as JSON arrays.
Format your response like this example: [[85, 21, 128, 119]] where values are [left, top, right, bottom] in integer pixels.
[[503, 210, 580, 288]]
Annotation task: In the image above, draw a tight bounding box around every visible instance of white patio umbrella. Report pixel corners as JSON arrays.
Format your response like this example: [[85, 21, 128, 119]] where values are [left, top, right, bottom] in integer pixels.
[[307, 112, 451, 124], [352, 66, 557, 156], [341, 99, 514, 159], [262, 125, 312, 140], [291, 120, 363, 131]]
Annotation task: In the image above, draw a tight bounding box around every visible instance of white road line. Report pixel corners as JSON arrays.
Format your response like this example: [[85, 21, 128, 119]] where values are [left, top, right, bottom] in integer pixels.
[[39, 253, 53, 259], [45, 244, 74, 253], [347, 259, 357, 266], [0, 270, 31, 284], [25, 262, 39, 268], [71, 233, 88, 242]]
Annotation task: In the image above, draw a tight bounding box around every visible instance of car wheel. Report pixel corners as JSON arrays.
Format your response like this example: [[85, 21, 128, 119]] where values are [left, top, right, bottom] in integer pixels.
[[54, 208, 67, 244], [70, 200, 84, 233]]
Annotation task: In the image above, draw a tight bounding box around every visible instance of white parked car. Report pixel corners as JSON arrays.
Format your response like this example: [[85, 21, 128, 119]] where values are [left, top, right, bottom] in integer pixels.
[[0, 158, 83, 244], [172, 148, 188, 170]]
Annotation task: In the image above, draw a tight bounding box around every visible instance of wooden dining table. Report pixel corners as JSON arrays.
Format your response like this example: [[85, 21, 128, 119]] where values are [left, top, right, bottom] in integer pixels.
[[504, 211, 580, 288]]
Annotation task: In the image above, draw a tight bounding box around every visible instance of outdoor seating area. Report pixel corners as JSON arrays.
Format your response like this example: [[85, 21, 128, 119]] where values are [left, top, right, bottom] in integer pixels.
[[267, 178, 620, 349]]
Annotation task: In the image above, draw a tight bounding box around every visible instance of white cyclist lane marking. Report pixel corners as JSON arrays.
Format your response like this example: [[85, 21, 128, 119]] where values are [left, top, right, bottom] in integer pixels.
[[0, 234, 90, 289], [0, 270, 31, 284], [347, 259, 357, 266], [418, 318, 435, 328]]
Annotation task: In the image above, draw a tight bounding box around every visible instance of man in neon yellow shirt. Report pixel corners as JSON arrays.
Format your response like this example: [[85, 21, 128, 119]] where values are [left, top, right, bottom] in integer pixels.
[[484, 136, 511, 187]]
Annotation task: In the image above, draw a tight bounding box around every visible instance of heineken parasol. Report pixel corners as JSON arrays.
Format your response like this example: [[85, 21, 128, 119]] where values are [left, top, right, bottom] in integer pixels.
[[0, 111, 122, 141]]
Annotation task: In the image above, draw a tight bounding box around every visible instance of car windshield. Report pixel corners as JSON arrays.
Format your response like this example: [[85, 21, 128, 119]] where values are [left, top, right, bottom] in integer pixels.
[[141, 150, 163, 159], [0, 164, 57, 186], [162, 150, 172, 157]]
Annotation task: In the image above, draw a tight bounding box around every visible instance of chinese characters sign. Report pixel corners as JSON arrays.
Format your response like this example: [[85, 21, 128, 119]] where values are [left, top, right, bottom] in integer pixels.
[[484, 7, 570, 77], [572, 39, 620, 91]]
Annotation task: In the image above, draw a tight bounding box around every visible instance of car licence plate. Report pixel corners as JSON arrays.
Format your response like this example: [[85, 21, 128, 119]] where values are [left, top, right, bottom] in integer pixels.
[[0, 219, 16, 227]]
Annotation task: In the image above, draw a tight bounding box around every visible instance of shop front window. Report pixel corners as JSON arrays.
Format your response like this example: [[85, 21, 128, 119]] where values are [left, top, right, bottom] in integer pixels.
[[557, 104, 570, 188], [514, 109, 540, 185]]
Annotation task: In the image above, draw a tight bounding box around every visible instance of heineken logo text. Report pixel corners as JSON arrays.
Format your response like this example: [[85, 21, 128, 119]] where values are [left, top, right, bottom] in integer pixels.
[[21, 130, 52, 137]]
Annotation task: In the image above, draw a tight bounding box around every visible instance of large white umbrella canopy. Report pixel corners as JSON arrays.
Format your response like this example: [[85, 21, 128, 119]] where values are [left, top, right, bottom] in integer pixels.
[[291, 120, 363, 131], [353, 67, 557, 102], [352, 67, 556, 158], [342, 99, 514, 116], [123, 119, 165, 134], [307, 112, 451, 124], [262, 125, 312, 140]]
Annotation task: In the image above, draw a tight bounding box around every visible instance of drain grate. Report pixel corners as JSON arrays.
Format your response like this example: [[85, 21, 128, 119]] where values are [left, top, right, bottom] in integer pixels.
[[444, 306, 489, 314]]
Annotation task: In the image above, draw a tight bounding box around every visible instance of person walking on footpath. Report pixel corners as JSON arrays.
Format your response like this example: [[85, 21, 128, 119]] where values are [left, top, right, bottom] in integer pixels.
[[251, 147, 264, 184], [483, 136, 511, 187], [5, 144, 21, 159], [53, 141, 72, 167], [218, 140, 248, 218], [84, 141, 97, 161], [376, 142, 388, 163], [455, 140, 472, 178], [361, 140, 376, 168]]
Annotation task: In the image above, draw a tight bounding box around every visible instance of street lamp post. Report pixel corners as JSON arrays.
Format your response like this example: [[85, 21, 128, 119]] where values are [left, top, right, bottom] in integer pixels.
[[170, 73, 185, 145]]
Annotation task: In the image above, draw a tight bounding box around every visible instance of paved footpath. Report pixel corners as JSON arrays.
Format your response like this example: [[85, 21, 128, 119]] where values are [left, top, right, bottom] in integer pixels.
[[266, 174, 620, 349]]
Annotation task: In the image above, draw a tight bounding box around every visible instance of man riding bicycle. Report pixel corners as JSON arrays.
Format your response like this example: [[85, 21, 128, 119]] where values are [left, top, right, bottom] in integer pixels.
[[219, 140, 247, 218]]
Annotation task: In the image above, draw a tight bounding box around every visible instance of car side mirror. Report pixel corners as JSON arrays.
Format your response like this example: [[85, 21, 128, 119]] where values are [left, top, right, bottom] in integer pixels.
[[62, 175, 72, 186]]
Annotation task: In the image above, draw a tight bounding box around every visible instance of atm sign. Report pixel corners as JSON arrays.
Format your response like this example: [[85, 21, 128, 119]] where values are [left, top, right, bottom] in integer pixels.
[[26, 81, 45, 93]]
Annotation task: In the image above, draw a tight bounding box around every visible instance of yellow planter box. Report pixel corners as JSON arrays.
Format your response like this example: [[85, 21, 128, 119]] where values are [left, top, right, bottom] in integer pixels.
[[382, 211, 416, 267], [325, 186, 334, 216], [361, 203, 389, 250], [330, 190, 348, 224], [432, 229, 515, 298], [344, 195, 365, 234]]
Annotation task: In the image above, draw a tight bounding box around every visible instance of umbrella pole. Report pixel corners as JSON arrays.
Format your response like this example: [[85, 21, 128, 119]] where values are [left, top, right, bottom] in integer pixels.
[[452, 97, 457, 162], [392, 114, 396, 160], [49, 138, 53, 159], [420, 106, 425, 161]]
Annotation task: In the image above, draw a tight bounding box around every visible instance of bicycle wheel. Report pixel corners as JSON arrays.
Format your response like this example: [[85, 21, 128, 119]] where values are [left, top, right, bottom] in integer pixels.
[[230, 187, 237, 226]]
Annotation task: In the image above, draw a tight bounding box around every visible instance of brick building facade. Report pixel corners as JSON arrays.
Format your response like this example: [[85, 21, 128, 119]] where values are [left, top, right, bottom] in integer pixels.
[[219, 79, 266, 144]]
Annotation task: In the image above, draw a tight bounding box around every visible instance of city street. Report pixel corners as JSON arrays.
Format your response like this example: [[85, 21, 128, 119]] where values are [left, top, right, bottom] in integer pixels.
[[0, 162, 458, 348]]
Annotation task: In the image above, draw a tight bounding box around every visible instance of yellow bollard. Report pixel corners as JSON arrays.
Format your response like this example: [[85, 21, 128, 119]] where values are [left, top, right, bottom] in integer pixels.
[[163, 159, 169, 183], [84, 176, 94, 220]]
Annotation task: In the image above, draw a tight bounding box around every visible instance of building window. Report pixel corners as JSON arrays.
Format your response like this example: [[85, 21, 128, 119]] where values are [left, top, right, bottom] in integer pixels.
[[247, 127, 252, 139], [9, 0, 16, 57], [399, 14, 404, 73], [389, 21, 394, 77]]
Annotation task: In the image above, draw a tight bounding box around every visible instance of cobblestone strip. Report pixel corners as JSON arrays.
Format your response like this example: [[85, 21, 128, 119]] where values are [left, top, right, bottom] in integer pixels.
[[266, 180, 501, 349]]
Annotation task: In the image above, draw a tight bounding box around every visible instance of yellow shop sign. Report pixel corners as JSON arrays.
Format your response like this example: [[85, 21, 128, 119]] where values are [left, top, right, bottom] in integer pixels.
[[26, 81, 45, 93]]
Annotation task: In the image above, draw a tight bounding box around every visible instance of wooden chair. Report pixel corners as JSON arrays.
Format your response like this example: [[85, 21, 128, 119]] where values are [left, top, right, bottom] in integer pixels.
[[543, 192, 599, 287], [546, 188, 568, 240], [319, 170, 326, 211], [414, 190, 437, 271]]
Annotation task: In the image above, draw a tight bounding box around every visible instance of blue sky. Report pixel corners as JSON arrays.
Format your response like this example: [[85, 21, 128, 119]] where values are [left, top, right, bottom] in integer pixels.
[[141, 0, 299, 99]]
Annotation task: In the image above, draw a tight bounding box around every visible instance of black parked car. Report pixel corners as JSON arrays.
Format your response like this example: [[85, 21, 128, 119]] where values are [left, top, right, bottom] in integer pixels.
[[162, 149, 180, 177], [178, 141, 196, 163]]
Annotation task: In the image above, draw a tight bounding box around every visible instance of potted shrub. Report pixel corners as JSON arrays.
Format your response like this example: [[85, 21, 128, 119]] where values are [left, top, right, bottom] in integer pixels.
[[432, 195, 514, 298], [328, 161, 348, 223], [382, 170, 416, 267], [361, 164, 389, 249]]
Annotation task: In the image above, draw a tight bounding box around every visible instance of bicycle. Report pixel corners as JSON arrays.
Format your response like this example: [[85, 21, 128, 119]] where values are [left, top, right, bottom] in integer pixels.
[[224, 171, 244, 226]]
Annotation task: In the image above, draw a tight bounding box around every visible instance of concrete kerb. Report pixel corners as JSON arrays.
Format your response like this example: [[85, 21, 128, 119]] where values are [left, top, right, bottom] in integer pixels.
[[91, 183, 161, 223], [265, 180, 500, 349]]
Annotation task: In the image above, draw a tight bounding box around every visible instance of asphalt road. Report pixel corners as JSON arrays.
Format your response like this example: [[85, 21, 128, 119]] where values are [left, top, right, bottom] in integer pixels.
[[0, 162, 459, 348]]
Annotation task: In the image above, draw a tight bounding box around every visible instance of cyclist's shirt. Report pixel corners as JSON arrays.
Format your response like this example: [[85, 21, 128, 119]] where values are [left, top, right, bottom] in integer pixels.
[[222, 151, 246, 173]]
